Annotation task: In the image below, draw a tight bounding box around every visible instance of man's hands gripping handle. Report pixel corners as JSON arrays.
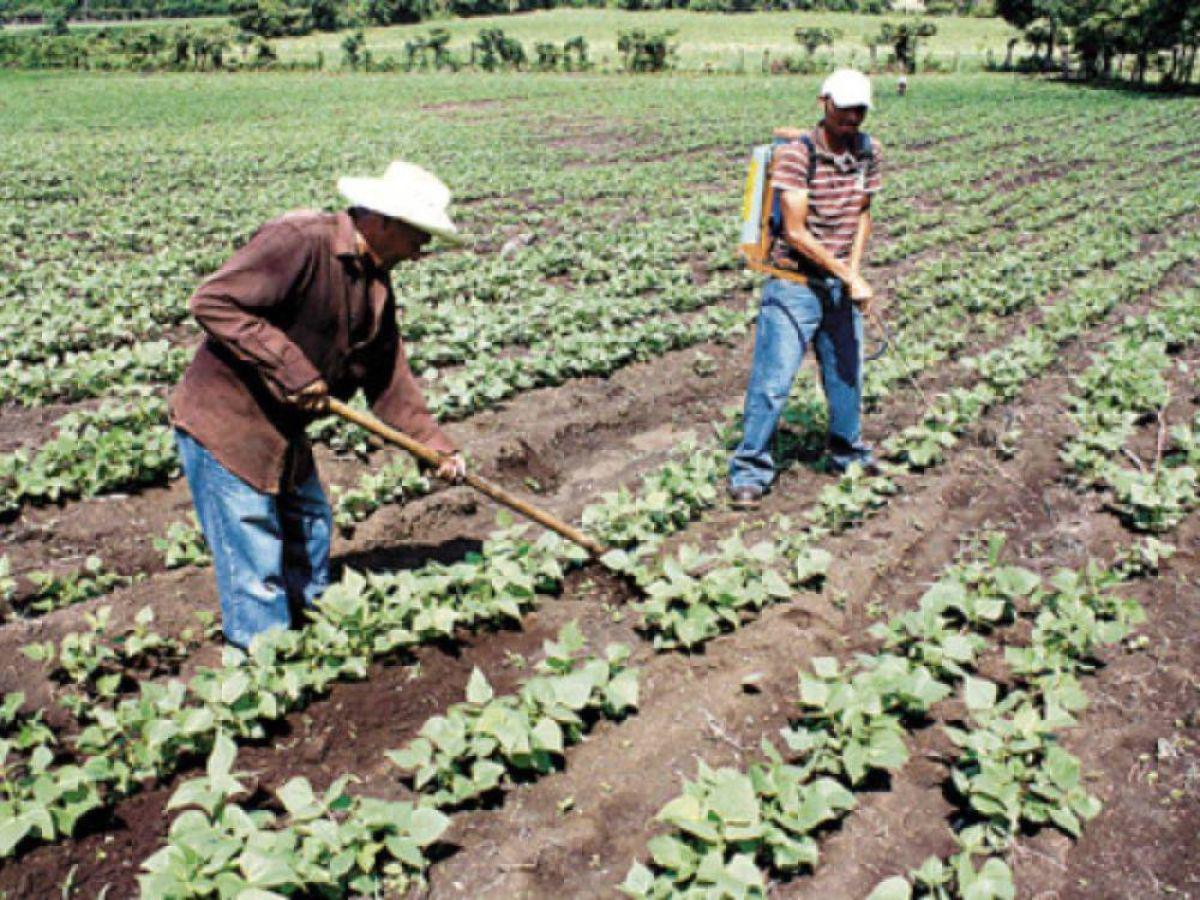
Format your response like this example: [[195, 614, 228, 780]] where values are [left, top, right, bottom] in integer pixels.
[[846, 273, 874, 309], [289, 378, 331, 413], [434, 452, 467, 484], [779, 190, 875, 311], [289, 389, 467, 484]]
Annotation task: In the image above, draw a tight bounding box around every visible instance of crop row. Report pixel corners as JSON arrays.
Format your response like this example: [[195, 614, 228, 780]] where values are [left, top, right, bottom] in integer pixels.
[[626, 531, 1155, 898], [6, 125, 1181, 525], [1, 105, 1184, 454], [397, 105, 1182, 353], [1, 87, 1178, 382], [2, 209, 1188, 875], [138, 620, 638, 896], [16, 132, 1190, 662], [140, 256, 1185, 894], [0, 423, 756, 861], [5, 102, 1180, 399], [0, 392, 174, 516], [125, 178, 1200, 890], [11, 135, 1193, 637], [606, 224, 1198, 651], [0, 302, 745, 515], [300, 141, 1200, 534], [391, 213, 1190, 900], [4, 100, 1195, 873], [617, 248, 1200, 898], [861, 290, 1200, 897], [1059, 286, 1200, 533], [0, 555, 130, 622]]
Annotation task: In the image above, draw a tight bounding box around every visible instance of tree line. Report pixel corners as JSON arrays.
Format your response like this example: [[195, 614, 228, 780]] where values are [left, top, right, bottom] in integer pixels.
[[0, 0, 988, 27], [997, 0, 1198, 87]]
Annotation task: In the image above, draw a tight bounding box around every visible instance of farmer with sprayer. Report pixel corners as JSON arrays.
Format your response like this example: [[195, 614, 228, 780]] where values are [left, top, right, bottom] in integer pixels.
[[729, 69, 883, 509], [170, 162, 468, 650]]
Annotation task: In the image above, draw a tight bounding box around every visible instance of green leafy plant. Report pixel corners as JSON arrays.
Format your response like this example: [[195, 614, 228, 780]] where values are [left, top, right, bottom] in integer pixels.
[[154, 515, 211, 568], [20, 555, 126, 616], [140, 733, 449, 897], [387, 622, 638, 807]]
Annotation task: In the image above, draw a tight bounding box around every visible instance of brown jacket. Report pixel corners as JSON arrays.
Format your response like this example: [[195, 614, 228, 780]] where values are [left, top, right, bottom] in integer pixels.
[[170, 210, 455, 494]]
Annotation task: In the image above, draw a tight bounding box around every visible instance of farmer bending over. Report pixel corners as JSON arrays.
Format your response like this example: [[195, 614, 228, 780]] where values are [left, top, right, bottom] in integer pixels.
[[728, 69, 883, 509], [170, 162, 467, 650]]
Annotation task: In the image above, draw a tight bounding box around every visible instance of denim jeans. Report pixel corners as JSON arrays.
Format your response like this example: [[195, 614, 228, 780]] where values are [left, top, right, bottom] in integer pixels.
[[175, 429, 332, 650], [729, 276, 869, 491]]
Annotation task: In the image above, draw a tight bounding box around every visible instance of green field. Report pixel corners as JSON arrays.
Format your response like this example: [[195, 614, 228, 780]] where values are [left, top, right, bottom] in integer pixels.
[[0, 15, 219, 30], [275, 9, 1017, 70], [1, 52, 1199, 900]]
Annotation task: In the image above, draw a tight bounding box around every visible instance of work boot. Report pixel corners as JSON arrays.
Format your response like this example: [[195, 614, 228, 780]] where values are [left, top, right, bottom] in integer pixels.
[[828, 438, 880, 476], [728, 484, 764, 510], [828, 454, 881, 477]]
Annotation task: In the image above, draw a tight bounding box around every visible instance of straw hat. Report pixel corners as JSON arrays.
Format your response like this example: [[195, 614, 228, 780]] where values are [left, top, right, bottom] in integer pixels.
[[337, 161, 467, 244]]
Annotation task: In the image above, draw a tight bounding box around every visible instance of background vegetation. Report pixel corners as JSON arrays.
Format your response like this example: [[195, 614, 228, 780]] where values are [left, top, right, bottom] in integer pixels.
[[0, 0, 993, 26]]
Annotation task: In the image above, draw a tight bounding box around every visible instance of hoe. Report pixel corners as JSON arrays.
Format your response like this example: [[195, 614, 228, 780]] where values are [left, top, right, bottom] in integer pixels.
[[328, 398, 609, 558]]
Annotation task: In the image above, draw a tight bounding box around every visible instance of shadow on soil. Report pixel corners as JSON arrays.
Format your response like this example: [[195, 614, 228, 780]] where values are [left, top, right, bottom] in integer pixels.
[[334, 537, 486, 575]]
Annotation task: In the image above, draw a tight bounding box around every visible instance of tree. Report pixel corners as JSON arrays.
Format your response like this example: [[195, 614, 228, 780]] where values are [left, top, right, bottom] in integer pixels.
[[341, 26, 362, 67], [1002, 34, 1019, 68], [472, 26, 524, 69], [307, 0, 340, 31], [447, 0, 505, 15], [617, 27, 676, 71], [995, 0, 1038, 29], [872, 19, 937, 73], [43, 8, 67, 33], [563, 33, 588, 70], [999, 0, 1199, 87], [231, 0, 311, 37], [365, 0, 431, 24], [533, 40, 559, 70], [794, 26, 839, 57], [400, 27, 453, 67]]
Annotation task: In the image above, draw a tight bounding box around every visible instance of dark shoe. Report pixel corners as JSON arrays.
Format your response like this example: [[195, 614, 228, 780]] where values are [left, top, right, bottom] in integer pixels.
[[828, 454, 881, 477], [728, 484, 764, 509], [827, 437, 880, 476]]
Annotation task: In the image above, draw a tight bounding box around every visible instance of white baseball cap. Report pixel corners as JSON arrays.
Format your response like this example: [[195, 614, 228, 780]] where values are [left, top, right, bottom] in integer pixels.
[[337, 161, 468, 245], [820, 69, 873, 110]]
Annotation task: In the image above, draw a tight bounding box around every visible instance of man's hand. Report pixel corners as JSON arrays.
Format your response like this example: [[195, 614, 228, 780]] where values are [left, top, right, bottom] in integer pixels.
[[288, 378, 329, 413], [847, 273, 874, 305], [435, 452, 467, 484]]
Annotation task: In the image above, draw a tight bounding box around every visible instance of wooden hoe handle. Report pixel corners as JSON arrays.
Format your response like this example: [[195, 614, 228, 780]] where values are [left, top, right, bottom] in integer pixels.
[[326, 399, 608, 558]]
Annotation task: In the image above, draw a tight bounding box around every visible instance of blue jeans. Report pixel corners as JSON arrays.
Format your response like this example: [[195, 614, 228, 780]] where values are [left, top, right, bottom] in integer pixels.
[[729, 276, 869, 491], [175, 429, 332, 650]]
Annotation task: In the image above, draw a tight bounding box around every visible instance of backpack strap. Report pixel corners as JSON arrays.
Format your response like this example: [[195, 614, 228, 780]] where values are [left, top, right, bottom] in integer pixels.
[[800, 134, 817, 187], [802, 132, 871, 185], [769, 133, 814, 238], [856, 131, 873, 162]]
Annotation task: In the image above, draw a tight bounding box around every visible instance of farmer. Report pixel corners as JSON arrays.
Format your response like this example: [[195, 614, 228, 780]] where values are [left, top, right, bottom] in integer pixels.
[[728, 68, 883, 509], [170, 161, 467, 650]]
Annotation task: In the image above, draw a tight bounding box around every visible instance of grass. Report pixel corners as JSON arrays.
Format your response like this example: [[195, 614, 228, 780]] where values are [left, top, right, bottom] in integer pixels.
[[274, 9, 1017, 71], [1, 15, 219, 31]]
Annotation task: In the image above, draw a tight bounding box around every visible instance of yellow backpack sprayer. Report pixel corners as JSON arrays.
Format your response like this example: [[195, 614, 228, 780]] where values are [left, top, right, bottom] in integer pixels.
[[737, 127, 892, 360]]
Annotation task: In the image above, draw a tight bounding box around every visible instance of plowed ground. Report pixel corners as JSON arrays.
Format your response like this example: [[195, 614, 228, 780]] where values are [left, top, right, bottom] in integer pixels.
[[0, 74, 1197, 899]]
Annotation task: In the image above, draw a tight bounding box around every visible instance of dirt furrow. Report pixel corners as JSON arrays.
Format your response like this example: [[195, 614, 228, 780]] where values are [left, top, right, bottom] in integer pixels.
[[415, 265, 1200, 898], [0, 336, 751, 704], [780, 338, 1200, 900], [422, 333, 1087, 899]]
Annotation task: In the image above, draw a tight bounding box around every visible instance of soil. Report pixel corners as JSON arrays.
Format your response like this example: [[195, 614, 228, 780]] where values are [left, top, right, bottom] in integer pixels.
[[1, 125, 1198, 900], [3, 268, 1196, 899]]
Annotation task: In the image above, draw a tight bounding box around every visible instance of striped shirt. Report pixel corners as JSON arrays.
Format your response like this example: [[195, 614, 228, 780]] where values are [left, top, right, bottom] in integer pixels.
[[769, 128, 883, 267]]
